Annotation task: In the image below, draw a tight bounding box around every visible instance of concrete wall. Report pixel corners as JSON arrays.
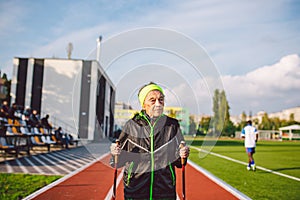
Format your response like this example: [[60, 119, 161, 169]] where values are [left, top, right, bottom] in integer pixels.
[[11, 57, 115, 141]]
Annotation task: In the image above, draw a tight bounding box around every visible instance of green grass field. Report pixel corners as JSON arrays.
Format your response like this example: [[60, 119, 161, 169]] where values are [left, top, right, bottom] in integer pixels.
[[186, 136, 300, 200], [0, 173, 61, 200]]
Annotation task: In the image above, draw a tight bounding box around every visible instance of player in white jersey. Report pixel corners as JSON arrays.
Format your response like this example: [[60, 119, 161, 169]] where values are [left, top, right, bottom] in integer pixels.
[[241, 120, 258, 171]]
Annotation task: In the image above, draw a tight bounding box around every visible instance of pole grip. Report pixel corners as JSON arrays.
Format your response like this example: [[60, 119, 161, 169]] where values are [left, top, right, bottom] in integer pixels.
[[179, 141, 186, 165], [180, 141, 186, 200], [114, 139, 120, 164]]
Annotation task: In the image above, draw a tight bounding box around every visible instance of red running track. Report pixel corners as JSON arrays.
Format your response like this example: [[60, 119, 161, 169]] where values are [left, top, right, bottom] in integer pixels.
[[27, 154, 245, 200]]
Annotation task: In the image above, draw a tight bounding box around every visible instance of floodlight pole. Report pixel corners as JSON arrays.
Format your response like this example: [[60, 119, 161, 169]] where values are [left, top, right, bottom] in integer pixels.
[[96, 35, 102, 63]]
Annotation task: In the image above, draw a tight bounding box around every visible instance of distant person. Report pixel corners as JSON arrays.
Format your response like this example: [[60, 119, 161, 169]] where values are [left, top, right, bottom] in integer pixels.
[[0, 107, 8, 119], [54, 127, 69, 149], [0, 101, 9, 119], [29, 109, 40, 129], [241, 120, 258, 171], [1, 101, 10, 116], [41, 114, 53, 132], [8, 103, 20, 122], [22, 106, 31, 126]]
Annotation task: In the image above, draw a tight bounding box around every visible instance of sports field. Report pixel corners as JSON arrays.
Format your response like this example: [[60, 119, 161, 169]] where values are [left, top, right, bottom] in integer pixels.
[[186, 136, 300, 200]]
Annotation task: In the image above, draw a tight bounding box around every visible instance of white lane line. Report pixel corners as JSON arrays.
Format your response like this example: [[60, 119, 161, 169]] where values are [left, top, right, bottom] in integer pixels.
[[66, 155, 94, 164], [44, 153, 78, 171], [30, 155, 62, 175], [190, 146, 300, 182], [24, 157, 44, 174], [15, 158, 29, 174], [48, 153, 83, 169], [39, 154, 72, 174], [104, 168, 124, 200], [54, 152, 88, 165], [255, 165, 300, 182], [56, 151, 94, 164], [5, 161, 13, 173]]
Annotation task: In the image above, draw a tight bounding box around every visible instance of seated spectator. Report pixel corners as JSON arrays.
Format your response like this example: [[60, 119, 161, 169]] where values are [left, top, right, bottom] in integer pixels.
[[40, 114, 53, 132], [28, 109, 40, 129], [1, 101, 9, 118], [0, 107, 8, 119], [1, 101, 9, 112], [68, 134, 79, 146], [22, 106, 31, 127], [8, 103, 20, 122], [54, 127, 69, 149]]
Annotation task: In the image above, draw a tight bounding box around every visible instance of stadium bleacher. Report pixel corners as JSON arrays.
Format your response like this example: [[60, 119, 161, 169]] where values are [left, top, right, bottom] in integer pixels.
[[0, 105, 79, 159]]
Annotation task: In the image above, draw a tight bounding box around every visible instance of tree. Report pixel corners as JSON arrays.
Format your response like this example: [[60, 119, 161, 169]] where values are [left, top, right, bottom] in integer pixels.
[[241, 111, 247, 122], [259, 113, 272, 130], [212, 89, 235, 136], [238, 112, 300, 132], [198, 116, 211, 135], [212, 89, 221, 136], [0, 72, 11, 104], [288, 113, 297, 125], [223, 120, 236, 137], [220, 90, 236, 136], [270, 117, 281, 130], [237, 111, 247, 131], [189, 116, 196, 136]]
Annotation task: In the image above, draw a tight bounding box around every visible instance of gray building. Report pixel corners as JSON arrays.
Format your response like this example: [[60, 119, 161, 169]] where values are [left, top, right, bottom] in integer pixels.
[[11, 57, 115, 141]]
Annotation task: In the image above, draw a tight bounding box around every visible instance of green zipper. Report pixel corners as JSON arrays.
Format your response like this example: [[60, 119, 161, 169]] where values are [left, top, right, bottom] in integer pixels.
[[168, 162, 176, 186], [126, 161, 134, 186], [141, 112, 163, 200]]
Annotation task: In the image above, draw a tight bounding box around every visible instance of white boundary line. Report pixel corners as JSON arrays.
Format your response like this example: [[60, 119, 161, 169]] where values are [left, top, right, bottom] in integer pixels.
[[24, 157, 44, 174], [104, 168, 124, 200], [5, 160, 13, 173], [191, 146, 300, 182], [15, 158, 29, 174], [23, 152, 110, 200]]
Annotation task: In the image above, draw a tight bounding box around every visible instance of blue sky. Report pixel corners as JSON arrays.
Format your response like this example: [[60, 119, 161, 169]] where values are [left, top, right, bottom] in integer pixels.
[[0, 0, 300, 116]]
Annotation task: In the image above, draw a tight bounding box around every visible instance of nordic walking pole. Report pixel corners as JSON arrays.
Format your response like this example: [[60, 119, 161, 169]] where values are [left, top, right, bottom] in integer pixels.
[[112, 139, 120, 200], [180, 141, 186, 200]]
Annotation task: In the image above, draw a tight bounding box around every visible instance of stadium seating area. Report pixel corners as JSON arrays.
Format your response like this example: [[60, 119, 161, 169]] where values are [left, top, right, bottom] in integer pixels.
[[0, 104, 78, 159]]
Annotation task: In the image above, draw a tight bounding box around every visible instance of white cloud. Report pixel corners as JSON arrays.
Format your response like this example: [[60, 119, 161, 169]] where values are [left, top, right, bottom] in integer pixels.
[[182, 54, 300, 116], [223, 54, 300, 114], [248, 54, 300, 91]]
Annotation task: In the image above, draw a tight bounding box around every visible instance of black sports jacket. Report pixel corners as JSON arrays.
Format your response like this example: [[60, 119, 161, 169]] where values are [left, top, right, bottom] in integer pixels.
[[114, 111, 184, 199]]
